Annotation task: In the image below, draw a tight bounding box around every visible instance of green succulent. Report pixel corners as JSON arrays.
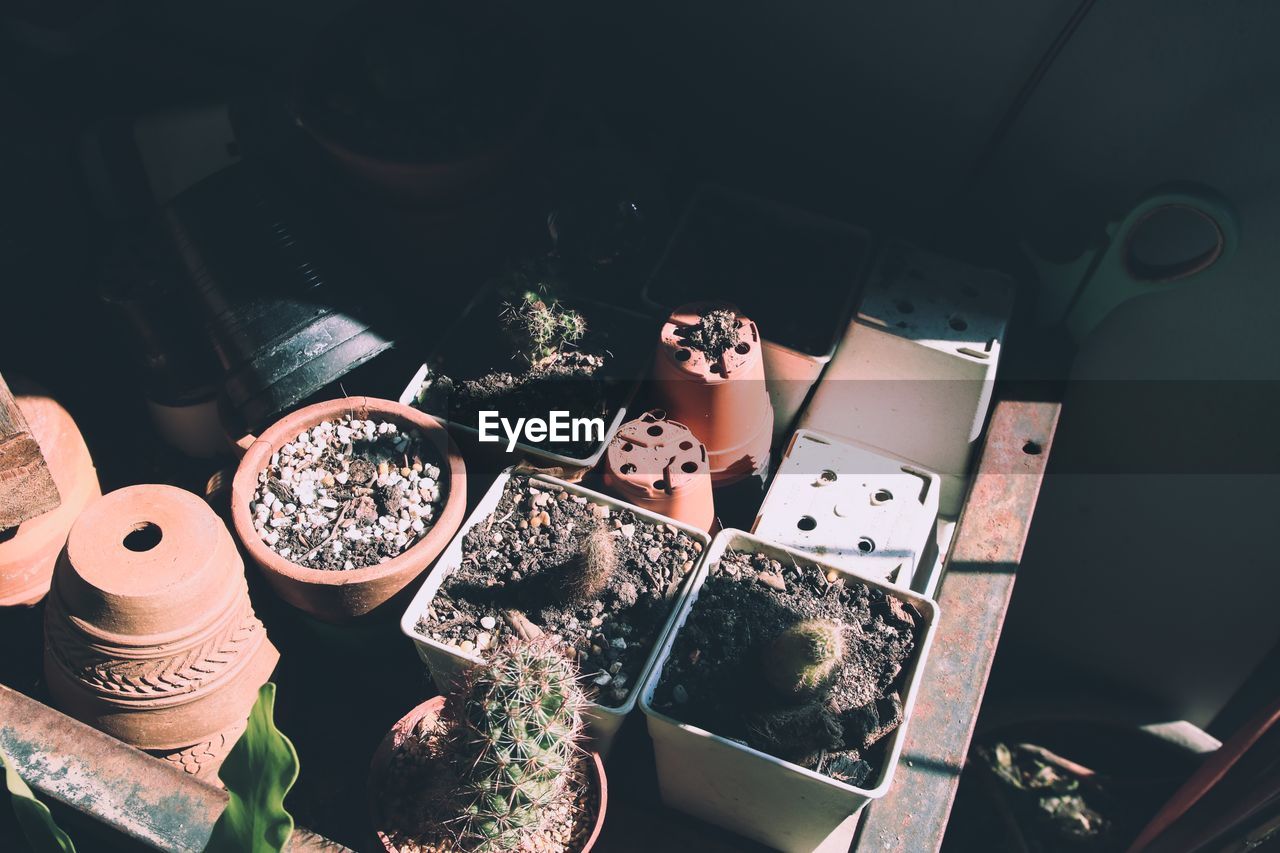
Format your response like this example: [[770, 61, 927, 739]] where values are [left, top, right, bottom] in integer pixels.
[[761, 619, 845, 698], [445, 641, 587, 851], [501, 290, 588, 365]]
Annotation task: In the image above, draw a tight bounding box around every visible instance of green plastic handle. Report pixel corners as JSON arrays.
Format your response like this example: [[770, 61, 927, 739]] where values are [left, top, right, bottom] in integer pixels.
[[1031, 183, 1239, 342]]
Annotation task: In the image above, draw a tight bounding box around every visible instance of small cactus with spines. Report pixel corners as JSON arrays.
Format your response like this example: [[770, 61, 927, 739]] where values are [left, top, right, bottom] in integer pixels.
[[559, 520, 616, 604], [501, 290, 588, 366], [444, 640, 587, 851], [761, 618, 845, 698]]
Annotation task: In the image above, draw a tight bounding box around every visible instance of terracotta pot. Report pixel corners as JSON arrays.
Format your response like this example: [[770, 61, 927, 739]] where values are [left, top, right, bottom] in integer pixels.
[[600, 410, 715, 531], [231, 397, 467, 623], [0, 391, 101, 607], [651, 302, 774, 486], [155, 717, 248, 785], [43, 484, 279, 776], [368, 696, 608, 853]]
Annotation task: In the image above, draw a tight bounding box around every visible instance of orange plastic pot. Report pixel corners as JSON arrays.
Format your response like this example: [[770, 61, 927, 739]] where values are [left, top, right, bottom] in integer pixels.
[[368, 696, 608, 853], [600, 410, 715, 531], [43, 484, 278, 779], [230, 397, 467, 623], [0, 390, 101, 607], [651, 303, 774, 486]]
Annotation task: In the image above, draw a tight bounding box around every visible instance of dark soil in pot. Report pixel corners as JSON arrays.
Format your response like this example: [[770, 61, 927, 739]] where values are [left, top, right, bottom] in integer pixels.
[[679, 308, 743, 361], [650, 549, 924, 787], [250, 413, 447, 570], [411, 285, 652, 461], [416, 475, 702, 706]]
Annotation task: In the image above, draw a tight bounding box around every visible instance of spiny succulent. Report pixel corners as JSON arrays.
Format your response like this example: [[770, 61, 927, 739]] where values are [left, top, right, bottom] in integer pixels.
[[761, 618, 845, 698], [558, 520, 616, 604], [501, 290, 588, 365], [444, 640, 587, 851]]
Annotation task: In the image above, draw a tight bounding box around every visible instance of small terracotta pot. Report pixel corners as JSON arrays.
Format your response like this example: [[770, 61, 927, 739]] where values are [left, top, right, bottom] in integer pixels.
[[651, 302, 774, 486], [0, 391, 101, 607], [368, 696, 608, 853], [600, 410, 715, 531], [43, 484, 278, 775], [231, 397, 467, 623]]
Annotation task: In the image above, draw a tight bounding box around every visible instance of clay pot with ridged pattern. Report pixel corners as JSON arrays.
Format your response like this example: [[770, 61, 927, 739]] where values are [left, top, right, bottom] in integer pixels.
[[43, 484, 278, 780]]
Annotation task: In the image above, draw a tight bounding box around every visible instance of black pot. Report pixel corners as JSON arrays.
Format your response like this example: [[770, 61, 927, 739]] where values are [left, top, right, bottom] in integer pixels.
[[159, 164, 395, 435]]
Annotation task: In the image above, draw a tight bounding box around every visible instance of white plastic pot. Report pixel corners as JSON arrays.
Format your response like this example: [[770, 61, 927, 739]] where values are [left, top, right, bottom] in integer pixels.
[[400, 468, 712, 758], [751, 429, 940, 593], [639, 529, 939, 853], [800, 242, 1013, 516]]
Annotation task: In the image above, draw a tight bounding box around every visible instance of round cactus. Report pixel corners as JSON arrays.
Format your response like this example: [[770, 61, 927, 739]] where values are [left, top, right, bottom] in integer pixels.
[[444, 640, 587, 850], [761, 619, 845, 698]]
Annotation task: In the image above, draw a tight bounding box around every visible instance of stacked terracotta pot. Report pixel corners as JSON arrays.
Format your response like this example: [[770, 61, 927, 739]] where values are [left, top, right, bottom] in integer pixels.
[[601, 410, 715, 531], [44, 484, 278, 780], [0, 390, 100, 607], [651, 302, 774, 486]]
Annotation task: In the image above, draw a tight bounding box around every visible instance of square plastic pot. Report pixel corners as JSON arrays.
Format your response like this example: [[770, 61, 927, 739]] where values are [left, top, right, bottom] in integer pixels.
[[398, 288, 655, 471], [642, 185, 872, 442], [638, 529, 939, 853], [400, 468, 712, 758], [800, 242, 1013, 516], [751, 429, 940, 593]]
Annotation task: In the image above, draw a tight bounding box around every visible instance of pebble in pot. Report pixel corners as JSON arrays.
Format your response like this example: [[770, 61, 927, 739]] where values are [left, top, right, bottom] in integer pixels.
[[232, 397, 467, 623]]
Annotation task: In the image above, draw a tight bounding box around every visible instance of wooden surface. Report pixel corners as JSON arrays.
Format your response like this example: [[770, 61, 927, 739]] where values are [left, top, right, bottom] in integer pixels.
[[0, 373, 61, 530]]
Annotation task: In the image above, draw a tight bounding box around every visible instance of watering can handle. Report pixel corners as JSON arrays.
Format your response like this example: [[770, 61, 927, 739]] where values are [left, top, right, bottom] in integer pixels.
[[1032, 184, 1239, 342]]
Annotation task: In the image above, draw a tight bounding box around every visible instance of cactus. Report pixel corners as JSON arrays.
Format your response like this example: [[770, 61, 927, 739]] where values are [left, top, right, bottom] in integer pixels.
[[558, 521, 616, 604], [761, 619, 845, 698], [444, 640, 587, 851], [501, 291, 588, 365]]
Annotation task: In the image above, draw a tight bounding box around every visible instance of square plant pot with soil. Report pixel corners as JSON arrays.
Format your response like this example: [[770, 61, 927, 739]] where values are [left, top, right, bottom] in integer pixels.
[[639, 529, 939, 853], [399, 468, 712, 756], [400, 282, 656, 471]]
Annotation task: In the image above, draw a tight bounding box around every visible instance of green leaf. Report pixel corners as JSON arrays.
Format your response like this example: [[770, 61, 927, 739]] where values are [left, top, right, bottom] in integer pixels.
[[204, 683, 299, 853], [1, 745, 76, 852]]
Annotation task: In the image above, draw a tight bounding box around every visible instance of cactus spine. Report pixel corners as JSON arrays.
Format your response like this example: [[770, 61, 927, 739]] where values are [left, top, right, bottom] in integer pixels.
[[501, 291, 588, 365], [761, 619, 845, 698], [560, 521, 616, 604], [445, 640, 587, 850]]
